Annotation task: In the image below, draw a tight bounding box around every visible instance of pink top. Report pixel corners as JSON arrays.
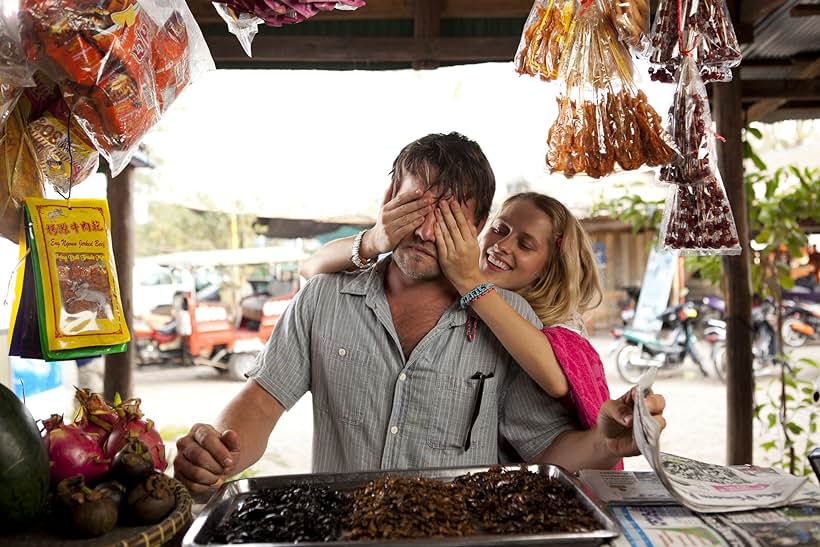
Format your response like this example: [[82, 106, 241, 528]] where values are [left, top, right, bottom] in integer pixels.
[[541, 325, 623, 470]]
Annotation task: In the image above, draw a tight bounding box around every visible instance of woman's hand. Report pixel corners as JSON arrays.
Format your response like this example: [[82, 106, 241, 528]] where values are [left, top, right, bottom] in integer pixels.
[[361, 181, 430, 258], [434, 200, 485, 295]]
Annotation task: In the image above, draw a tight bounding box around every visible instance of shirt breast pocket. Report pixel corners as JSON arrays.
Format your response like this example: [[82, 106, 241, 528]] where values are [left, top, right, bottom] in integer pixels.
[[313, 338, 374, 426], [426, 372, 497, 450]]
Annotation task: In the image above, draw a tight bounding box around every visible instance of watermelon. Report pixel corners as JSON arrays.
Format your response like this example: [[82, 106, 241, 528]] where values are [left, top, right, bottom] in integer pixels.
[[0, 382, 49, 532]]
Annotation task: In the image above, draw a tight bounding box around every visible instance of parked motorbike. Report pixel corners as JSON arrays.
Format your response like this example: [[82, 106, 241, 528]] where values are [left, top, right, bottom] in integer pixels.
[[704, 299, 779, 382], [781, 300, 820, 348], [614, 301, 707, 383]]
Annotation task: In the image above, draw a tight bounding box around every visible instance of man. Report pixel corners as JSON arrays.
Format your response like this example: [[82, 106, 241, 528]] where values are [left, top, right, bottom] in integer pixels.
[[174, 133, 666, 494]]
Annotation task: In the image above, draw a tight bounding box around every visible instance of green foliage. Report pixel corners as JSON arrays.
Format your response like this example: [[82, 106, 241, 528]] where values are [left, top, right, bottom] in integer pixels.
[[135, 201, 260, 257], [753, 357, 819, 476]]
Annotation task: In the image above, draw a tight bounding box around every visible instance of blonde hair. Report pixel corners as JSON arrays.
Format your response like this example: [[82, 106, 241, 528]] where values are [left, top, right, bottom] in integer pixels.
[[503, 193, 603, 329]]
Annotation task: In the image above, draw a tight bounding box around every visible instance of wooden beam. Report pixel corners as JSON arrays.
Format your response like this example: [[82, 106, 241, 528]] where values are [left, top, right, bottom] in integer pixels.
[[715, 68, 754, 466], [413, 0, 443, 70], [105, 166, 135, 401], [791, 4, 820, 17], [747, 57, 820, 121], [189, 0, 531, 24], [741, 78, 820, 100], [740, 0, 789, 25], [204, 34, 518, 64]]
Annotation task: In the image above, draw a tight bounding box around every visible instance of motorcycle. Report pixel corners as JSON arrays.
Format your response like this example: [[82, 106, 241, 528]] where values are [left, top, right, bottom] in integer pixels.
[[614, 301, 708, 384], [704, 298, 779, 382], [781, 300, 820, 348]]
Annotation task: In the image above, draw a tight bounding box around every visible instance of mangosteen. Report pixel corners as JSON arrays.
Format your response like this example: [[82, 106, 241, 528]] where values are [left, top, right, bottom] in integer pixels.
[[94, 480, 127, 511], [127, 473, 176, 525], [69, 490, 118, 538], [111, 438, 154, 488]]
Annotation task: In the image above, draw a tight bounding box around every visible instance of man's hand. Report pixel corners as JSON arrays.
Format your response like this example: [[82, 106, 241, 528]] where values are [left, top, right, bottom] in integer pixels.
[[361, 181, 431, 258], [174, 423, 241, 495], [597, 388, 667, 458]]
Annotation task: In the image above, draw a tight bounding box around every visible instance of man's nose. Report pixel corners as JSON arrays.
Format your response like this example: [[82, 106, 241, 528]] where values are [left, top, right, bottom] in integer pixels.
[[415, 210, 437, 242]]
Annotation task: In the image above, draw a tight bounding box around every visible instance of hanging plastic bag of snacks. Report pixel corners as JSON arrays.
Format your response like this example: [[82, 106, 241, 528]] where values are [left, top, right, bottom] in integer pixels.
[[545, 0, 675, 178], [0, 103, 44, 242], [659, 55, 716, 184], [658, 175, 740, 255], [216, 0, 366, 28], [20, 0, 214, 176], [606, 0, 650, 54], [648, 0, 741, 83], [514, 0, 576, 81], [657, 59, 740, 255], [8, 197, 130, 360]]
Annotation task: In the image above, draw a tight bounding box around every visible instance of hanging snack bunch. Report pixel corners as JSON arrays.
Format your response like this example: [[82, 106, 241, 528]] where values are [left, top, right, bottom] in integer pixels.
[[20, 0, 214, 176], [657, 56, 740, 255], [606, 0, 650, 54], [514, 0, 576, 81], [545, 0, 674, 178], [648, 0, 741, 83], [9, 198, 131, 360], [216, 1, 366, 29]]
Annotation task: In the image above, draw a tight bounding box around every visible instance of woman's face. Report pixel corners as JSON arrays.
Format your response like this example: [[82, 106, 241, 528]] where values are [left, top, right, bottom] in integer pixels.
[[478, 199, 553, 291]]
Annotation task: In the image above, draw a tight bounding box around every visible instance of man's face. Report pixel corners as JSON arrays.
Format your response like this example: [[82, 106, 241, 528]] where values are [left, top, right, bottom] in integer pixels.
[[391, 173, 480, 281]]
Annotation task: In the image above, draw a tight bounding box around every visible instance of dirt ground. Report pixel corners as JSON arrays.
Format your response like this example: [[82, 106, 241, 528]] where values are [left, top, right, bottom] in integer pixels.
[[132, 337, 820, 478]]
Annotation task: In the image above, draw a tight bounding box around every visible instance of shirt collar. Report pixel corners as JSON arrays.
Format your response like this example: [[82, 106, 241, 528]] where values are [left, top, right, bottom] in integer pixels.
[[339, 257, 469, 328]]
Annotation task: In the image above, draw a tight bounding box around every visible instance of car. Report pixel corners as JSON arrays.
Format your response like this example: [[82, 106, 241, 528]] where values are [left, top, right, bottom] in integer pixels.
[[132, 264, 193, 318]]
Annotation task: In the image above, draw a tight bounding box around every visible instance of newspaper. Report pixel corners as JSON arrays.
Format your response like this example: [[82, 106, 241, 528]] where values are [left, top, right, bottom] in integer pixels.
[[632, 368, 815, 513], [610, 504, 820, 547]]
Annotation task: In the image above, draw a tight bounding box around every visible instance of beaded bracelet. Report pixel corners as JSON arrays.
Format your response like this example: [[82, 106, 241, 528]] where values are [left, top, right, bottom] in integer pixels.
[[459, 282, 496, 309]]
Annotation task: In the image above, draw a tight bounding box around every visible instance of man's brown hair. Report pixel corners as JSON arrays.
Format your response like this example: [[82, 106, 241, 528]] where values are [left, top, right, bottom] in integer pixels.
[[390, 132, 495, 223]]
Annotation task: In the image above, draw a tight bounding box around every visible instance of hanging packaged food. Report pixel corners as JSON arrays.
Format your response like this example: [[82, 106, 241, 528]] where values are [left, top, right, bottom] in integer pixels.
[[514, 0, 576, 81], [606, 0, 650, 54], [0, 103, 44, 243], [658, 175, 740, 255], [659, 55, 717, 184], [545, 0, 675, 178], [216, 0, 366, 28], [20, 0, 214, 176], [8, 198, 130, 360], [648, 0, 741, 83]]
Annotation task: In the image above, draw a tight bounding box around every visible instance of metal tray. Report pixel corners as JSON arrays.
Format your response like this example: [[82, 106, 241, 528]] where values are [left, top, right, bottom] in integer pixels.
[[184, 464, 620, 546]]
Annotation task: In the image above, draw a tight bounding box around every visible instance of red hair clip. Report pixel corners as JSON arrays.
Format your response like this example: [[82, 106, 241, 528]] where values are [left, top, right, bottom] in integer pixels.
[[555, 236, 563, 249]]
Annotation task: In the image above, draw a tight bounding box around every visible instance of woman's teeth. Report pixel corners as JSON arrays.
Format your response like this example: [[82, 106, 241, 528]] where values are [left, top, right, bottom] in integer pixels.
[[487, 254, 511, 271]]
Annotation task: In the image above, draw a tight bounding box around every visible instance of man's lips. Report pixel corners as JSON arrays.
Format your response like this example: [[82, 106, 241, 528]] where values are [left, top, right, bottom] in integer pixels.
[[407, 245, 436, 258]]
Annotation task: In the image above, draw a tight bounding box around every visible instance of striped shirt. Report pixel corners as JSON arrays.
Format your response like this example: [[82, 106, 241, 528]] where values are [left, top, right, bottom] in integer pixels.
[[248, 258, 575, 473]]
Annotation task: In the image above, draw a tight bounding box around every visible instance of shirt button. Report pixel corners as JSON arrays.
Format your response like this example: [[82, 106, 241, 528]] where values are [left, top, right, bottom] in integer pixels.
[[390, 426, 399, 435], [338, 348, 346, 357], [398, 373, 407, 382]]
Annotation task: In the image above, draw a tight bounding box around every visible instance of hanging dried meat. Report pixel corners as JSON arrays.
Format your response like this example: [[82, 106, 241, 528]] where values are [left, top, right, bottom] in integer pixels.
[[0, 103, 44, 242], [657, 57, 740, 255], [545, 0, 675, 178], [648, 0, 741, 83], [606, 0, 650, 54], [515, 0, 576, 81]]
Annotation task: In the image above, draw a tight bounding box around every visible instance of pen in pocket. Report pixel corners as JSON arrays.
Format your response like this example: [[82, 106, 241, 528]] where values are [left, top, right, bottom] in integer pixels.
[[463, 371, 494, 451]]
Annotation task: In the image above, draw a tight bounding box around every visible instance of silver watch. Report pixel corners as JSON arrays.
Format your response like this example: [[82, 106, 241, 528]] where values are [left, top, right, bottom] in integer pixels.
[[351, 230, 375, 269]]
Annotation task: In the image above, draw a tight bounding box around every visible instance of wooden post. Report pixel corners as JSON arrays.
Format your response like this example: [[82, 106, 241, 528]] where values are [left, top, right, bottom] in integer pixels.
[[104, 166, 135, 401], [714, 67, 754, 465], [413, 0, 443, 70]]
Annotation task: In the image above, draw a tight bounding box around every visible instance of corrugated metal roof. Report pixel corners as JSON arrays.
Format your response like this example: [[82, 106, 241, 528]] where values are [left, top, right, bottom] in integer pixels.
[[743, 0, 820, 60]]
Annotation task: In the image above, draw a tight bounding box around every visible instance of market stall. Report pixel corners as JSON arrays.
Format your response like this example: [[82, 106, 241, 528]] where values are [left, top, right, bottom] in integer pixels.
[[2, 0, 820, 545]]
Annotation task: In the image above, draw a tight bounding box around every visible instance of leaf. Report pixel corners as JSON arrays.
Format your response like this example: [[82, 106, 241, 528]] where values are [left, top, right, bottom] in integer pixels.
[[746, 126, 763, 139], [761, 440, 776, 451], [787, 422, 803, 435], [768, 413, 777, 429]]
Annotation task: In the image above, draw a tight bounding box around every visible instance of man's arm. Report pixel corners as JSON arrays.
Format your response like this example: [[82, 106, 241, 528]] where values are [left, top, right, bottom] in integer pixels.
[[174, 379, 285, 495], [533, 390, 667, 472]]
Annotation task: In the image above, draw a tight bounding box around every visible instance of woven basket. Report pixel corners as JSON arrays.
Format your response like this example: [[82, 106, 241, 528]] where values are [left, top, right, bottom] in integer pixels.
[[6, 477, 193, 547]]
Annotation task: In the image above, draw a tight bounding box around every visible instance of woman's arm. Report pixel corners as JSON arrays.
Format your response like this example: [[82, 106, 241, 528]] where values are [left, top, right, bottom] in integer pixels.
[[434, 201, 569, 398], [299, 183, 430, 279]]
